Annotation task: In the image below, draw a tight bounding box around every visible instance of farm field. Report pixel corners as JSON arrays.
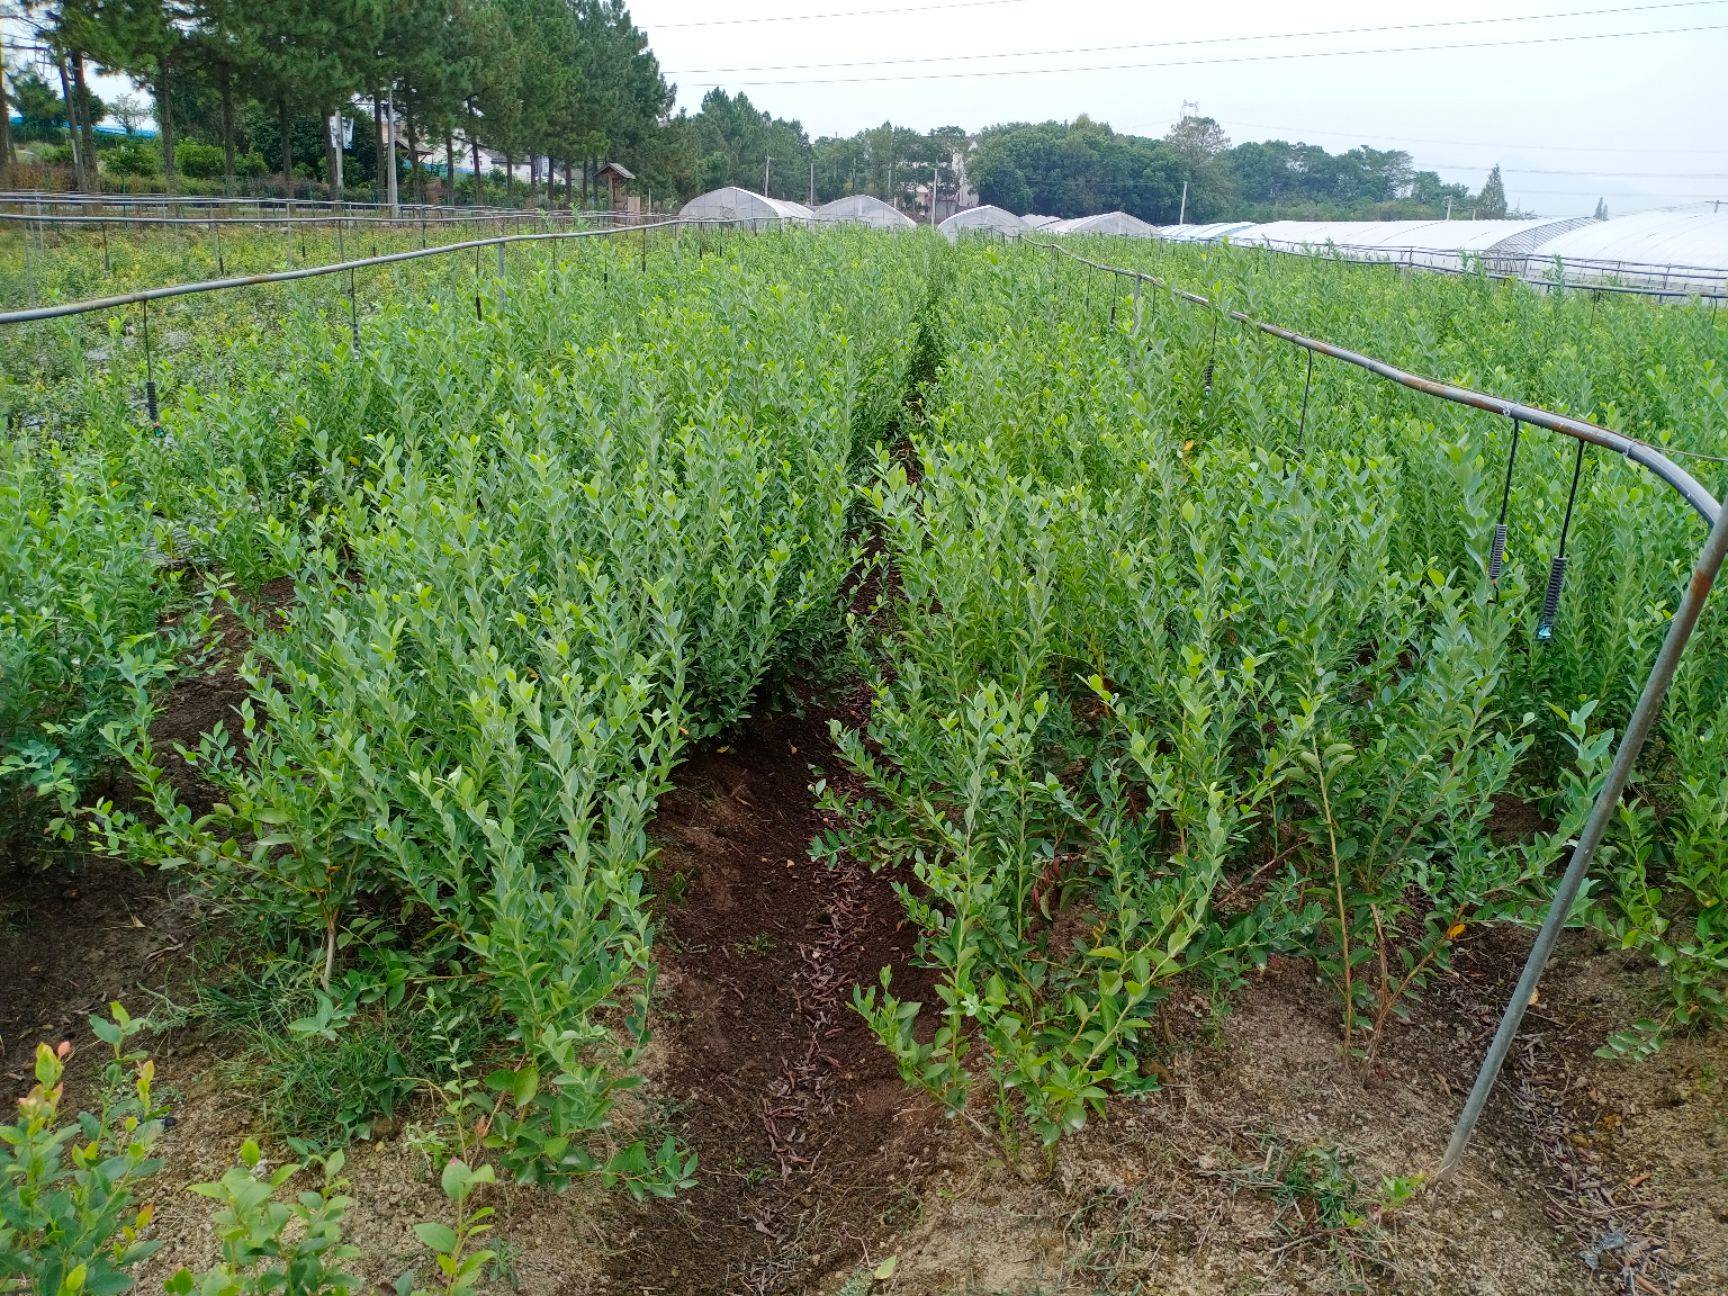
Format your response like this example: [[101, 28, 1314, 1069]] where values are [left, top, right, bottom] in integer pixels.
[[3, 223, 1727, 1296]]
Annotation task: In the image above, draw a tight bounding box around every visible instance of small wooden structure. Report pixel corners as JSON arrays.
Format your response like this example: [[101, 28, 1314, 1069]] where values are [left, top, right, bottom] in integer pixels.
[[597, 162, 635, 213]]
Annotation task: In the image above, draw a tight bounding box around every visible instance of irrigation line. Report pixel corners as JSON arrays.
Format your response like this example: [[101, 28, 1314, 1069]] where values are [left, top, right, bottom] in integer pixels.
[[0, 210, 597, 229], [1183, 236, 1728, 302], [1237, 241, 1728, 288], [1043, 240, 1728, 1179], [0, 192, 618, 217], [0, 218, 707, 326], [1048, 245, 1720, 524]]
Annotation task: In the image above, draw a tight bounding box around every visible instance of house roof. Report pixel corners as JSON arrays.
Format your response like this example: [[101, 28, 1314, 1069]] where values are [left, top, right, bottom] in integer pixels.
[[598, 162, 635, 181]]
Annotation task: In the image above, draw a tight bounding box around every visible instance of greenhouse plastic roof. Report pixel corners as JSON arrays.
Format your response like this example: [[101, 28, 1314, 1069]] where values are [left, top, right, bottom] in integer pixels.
[[678, 186, 813, 224], [1047, 211, 1159, 238], [1521, 206, 1728, 292], [1227, 217, 1598, 272], [1156, 221, 1256, 243], [812, 193, 917, 229], [938, 205, 1029, 240], [1231, 218, 1587, 255], [1022, 214, 1063, 228]]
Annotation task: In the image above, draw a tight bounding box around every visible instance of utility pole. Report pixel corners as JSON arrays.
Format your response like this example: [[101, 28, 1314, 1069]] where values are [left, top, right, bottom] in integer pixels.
[[329, 114, 345, 206], [384, 89, 400, 215], [764, 155, 772, 196], [808, 160, 815, 205], [1175, 100, 1199, 227], [1445, 197, 1452, 220]]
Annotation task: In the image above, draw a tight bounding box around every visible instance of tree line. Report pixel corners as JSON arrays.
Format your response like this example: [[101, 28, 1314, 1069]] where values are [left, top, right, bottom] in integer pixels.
[[972, 116, 1515, 223], [675, 101, 1514, 223], [3, 0, 672, 202], [0, 0, 1518, 223]]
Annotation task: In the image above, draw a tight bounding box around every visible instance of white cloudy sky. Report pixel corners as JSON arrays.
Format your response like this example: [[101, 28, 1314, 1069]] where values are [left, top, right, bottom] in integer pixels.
[[46, 0, 1728, 215], [628, 0, 1728, 215]]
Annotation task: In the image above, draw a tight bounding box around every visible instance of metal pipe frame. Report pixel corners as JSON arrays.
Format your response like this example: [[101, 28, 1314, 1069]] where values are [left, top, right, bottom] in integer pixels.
[[1129, 232, 1728, 301], [0, 217, 724, 327], [0, 191, 619, 216], [1235, 239, 1728, 290], [1044, 240, 1728, 1177], [0, 210, 589, 229], [1052, 245, 1720, 526]]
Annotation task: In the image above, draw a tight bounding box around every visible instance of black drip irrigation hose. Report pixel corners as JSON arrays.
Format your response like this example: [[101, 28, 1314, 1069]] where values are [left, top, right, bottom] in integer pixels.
[[1490, 418, 1522, 591], [1538, 440, 1588, 643]]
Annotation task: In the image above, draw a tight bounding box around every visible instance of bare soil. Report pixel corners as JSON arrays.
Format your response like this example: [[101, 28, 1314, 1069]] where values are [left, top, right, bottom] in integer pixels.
[[597, 688, 941, 1296], [4, 586, 1726, 1295], [867, 932, 1728, 1296]]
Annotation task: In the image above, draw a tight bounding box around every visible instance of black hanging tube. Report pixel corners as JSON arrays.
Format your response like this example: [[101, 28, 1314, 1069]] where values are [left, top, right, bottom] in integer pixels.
[[1537, 440, 1587, 642], [1296, 350, 1315, 444], [347, 267, 360, 354], [474, 244, 483, 322], [139, 298, 159, 433], [1202, 313, 1219, 395], [1489, 418, 1522, 589]]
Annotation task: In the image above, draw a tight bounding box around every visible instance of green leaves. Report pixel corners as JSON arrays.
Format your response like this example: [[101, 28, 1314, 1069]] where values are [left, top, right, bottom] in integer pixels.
[[72, 229, 931, 1192], [0, 1018, 167, 1296], [412, 1221, 459, 1253], [828, 235, 1728, 1149]]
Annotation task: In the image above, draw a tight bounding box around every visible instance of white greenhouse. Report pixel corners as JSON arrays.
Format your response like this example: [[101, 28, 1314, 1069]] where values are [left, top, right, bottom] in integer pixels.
[[1519, 204, 1728, 295], [938, 205, 1028, 242], [811, 194, 917, 230], [678, 186, 813, 228], [1047, 211, 1159, 238], [1229, 218, 1595, 273], [1156, 221, 1257, 243], [1022, 214, 1064, 228]]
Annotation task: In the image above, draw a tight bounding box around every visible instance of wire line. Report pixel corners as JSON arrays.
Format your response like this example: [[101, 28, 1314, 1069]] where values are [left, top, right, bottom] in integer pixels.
[[667, 0, 1723, 73], [650, 0, 1030, 28], [693, 22, 1728, 86]]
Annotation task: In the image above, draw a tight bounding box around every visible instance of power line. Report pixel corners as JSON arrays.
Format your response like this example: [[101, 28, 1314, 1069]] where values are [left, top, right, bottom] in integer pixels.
[[1399, 164, 1727, 178], [1204, 118, 1728, 156], [692, 22, 1728, 86], [1511, 188, 1727, 196], [1404, 160, 1728, 181], [667, 0, 1723, 74], [649, 0, 1030, 29]]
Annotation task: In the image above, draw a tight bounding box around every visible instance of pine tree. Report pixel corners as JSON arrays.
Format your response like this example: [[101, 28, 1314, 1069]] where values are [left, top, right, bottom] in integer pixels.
[[1477, 164, 1508, 219], [1594, 196, 1609, 221]]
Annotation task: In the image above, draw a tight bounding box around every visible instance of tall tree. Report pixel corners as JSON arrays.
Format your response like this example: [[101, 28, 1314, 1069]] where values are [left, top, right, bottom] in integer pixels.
[[1162, 114, 1233, 220], [235, 0, 376, 191], [0, 29, 12, 165], [1477, 164, 1508, 219], [69, 0, 192, 187]]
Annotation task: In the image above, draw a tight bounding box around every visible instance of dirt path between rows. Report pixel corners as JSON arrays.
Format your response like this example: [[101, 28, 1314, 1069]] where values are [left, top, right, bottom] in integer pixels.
[[599, 687, 940, 1296]]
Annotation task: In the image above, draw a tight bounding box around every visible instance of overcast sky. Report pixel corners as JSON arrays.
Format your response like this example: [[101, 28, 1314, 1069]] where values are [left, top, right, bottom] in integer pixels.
[[630, 0, 1728, 216], [39, 0, 1728, 215]]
